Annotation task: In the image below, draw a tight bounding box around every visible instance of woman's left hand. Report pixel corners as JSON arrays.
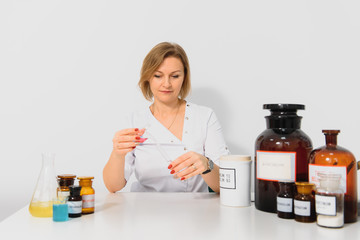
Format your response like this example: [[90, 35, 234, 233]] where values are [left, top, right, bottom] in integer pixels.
[[168, 151, 208, 180]]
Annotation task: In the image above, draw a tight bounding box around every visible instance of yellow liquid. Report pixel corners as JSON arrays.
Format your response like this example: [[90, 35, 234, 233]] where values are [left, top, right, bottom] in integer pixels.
[[29, 201, 53, 217]]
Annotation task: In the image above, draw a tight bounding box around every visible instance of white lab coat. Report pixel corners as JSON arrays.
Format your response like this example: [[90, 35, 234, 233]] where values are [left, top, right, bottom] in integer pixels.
[[123, 102, 230, 192]]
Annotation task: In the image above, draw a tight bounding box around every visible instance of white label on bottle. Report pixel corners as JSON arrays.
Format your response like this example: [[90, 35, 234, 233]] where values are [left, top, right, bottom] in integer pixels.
[[294, 200, 311, 216], [315, 195, 336, 216], [68, 201, 82, 214], [277, 197, 293, 213], [82, 194, 95, 208], [57, 191, 70, 198], [308, 165, 347, 194], [220, 168, 236, 189], [256, 151, 296, 181]]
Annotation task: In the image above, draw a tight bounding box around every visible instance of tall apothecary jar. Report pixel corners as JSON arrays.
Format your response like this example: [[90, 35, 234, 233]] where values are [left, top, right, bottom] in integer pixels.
[[255, 104, 313, 213]]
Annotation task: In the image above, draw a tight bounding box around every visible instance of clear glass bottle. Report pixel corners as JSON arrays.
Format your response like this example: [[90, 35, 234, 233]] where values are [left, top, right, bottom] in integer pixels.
[[315, 173, 344, 228], [255, 104, 313, 213], [294, 182, 316, 223], [78, 176, 95, 214], [29, 153, 58, 217], [277, 181, 295, 219], [309, 130, 358, 223]]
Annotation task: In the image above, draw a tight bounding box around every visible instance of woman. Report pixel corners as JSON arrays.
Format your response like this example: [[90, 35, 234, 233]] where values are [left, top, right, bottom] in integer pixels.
[[103, 42, 229, 193]]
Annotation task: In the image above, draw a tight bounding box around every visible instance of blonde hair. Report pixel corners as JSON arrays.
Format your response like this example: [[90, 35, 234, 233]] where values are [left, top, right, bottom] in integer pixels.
[[138, 42, 191, 101]]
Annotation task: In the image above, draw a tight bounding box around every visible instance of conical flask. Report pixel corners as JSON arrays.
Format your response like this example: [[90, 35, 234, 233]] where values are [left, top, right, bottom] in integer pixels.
[[29, 153, 58, 217]]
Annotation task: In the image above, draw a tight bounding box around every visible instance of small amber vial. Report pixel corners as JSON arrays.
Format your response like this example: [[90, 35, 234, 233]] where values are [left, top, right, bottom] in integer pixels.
[[277, 181, 295, 219], [78, 176, 95, 214], [294, 182, 316, 223], [68, 185, 82, 218], [57, 174, 76, 197]]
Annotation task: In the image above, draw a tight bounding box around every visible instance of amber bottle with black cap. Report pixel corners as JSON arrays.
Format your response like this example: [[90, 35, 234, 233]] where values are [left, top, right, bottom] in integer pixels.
[[255, 104, 313, 213], [68, 185, 82, 218]]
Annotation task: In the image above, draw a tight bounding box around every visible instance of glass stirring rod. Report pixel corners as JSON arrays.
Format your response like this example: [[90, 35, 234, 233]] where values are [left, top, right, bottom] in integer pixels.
[[144, 126, 172, 163]]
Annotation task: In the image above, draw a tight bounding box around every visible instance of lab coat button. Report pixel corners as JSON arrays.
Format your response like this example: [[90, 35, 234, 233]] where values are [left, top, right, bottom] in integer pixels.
[[185, 117, 189, 120], [184, 147, 187, 151]]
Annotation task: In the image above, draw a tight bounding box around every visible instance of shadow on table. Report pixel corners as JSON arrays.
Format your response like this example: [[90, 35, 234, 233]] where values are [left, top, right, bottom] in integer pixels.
[[191, 192, 219, 200], [95, 193, 124, 213]]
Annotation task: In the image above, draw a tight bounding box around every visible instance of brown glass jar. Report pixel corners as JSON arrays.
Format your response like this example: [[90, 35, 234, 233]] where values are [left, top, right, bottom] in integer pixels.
[[277, 181, 295, 219], [57, 174, 76, 198], [309, 130, 358, 223], [255, 104, 313, 213], [294, 182, 316, 222]]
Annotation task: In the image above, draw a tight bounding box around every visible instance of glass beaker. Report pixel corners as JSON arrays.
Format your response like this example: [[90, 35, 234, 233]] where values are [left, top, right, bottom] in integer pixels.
[[29, 153, 58, 217], [53, 196, 69, 222]]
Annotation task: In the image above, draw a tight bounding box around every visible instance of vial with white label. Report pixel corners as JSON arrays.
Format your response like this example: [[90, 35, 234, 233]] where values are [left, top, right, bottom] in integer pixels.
[[294, 182, 316, 223], [277, 181, 295, 219], [68, 185, 82, 218], [78, 176, 95, 214], [315, 173, 344, 228]]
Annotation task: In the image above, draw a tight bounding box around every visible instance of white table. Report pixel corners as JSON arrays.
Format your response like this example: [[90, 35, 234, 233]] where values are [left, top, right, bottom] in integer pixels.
[[0, 192, 359, 240]]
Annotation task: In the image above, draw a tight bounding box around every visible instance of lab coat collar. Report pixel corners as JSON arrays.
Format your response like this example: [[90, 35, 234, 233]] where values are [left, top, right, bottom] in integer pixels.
[[142, 103, 189, 145]]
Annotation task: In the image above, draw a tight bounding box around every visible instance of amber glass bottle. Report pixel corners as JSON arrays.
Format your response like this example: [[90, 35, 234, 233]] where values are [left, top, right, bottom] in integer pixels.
[[309, 130, 357, 223], [68, 186, 82, 218], [277, 181, 295, 219], [255, 104, 313, 213], [57, 174, 76, 198], [78, 176, 95, 214], [294, 182, 316, 223]]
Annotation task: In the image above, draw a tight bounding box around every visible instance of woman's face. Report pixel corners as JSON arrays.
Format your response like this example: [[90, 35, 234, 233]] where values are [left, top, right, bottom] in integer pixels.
[[149, 57, 184, 104]]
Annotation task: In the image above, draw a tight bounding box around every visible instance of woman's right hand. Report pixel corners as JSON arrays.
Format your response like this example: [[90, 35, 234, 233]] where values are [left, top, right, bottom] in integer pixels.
[[112, 128, 146, 158]]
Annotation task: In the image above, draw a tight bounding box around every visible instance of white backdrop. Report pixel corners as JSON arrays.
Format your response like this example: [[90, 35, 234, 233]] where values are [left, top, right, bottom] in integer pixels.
[[1, 0, 360, 221]]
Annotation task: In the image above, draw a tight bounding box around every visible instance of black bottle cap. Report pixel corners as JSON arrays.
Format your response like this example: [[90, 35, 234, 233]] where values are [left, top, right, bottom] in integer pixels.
[[264, 104, 305, 130], [69, 185, 82, 196], [263, 104, 305, 111]]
